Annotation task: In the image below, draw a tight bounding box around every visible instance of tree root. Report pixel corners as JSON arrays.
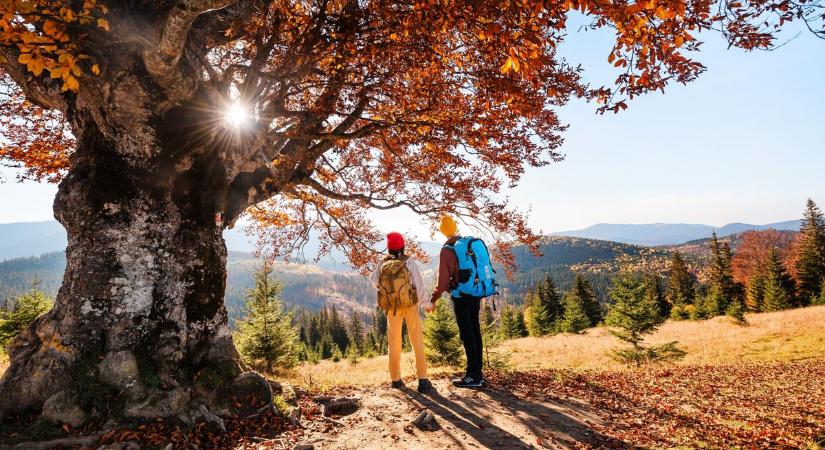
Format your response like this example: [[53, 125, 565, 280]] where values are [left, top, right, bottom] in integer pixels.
[[0, 433, 103, 450], [195, 404, 226, 432]]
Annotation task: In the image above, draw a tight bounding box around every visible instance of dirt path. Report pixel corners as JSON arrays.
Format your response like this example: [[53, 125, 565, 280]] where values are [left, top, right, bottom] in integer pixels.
[[299, 378, 615, 450]]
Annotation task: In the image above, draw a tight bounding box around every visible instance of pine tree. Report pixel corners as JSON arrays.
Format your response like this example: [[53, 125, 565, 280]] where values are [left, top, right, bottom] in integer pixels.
[[815, 282, 825, 306], [328, 305, 350, 353], [746, 272, 766, 312], [235, 263, 300, 372], [704, 233, 744, 317], [762, 248, 795, 312], [666, 251, 695, 319], [348, 313, 366, 354], [423, 300, 464, 367], [645, 274, 669, 321], [569, 273, 602, 326], [795, 199, 825, 305], [479, 299, 508, 369], [514, 310, 528, 337], [560, 292, 590, 334], [0, 279, 53, 346], [606, 271, 685, 366], [370, 309, 388, 355], [525, 275, 562, 336], [499, 304, 527, 339], [480, 300, 495, 330]]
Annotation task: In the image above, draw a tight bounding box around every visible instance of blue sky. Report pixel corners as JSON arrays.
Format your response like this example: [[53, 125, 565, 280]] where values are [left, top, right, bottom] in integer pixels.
[[2, 21, 824, 241]]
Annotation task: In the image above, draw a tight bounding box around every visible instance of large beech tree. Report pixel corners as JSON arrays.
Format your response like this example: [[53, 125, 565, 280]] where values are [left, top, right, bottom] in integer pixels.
[[0, 0, 822, 422]]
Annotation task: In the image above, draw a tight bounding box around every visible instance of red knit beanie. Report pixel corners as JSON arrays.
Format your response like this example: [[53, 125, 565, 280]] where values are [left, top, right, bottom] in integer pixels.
[[386, 232, 405, 251]]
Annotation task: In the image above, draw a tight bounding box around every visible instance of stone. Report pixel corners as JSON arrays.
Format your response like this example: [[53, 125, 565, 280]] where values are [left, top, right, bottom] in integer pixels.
[[280, 381, 298, 406], [99, 351, 142, 392], [124, 388, 189, 419], [41, 391, 87, 427], [288, 406, 301, 426]]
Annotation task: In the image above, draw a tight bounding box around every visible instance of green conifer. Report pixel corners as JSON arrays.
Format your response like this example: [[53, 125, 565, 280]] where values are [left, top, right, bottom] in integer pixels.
[[666, 251, 695, 319], [560, 292, 590, 334], [348, 312, 365, 354], [815, 281, 825, 306], [606, 271, 685, 366], [423, 300, 464, 367], [499, 304, 527, 338], [525, 275, 562, 336], [645, 274, 669, 321], [762, 248, 795, 312], [480, 299, 508, 369], [746, 272, 766, 313], [795, 199, 825, 304], [235, 263, 300, 371], [704, 233, 744, 317], [569, 273, 602, 326], [0, 279, 52, 346]]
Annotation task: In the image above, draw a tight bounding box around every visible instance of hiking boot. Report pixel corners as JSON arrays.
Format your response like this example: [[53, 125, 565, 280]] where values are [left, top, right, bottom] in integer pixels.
[[391, 379, 404, 389], [417, 378, 433, 394], [453, 375, 483, 388]]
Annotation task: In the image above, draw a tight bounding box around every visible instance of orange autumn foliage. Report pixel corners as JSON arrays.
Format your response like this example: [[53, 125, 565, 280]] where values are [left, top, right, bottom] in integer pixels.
[[1, 0, 823, 270], [731, 229, 796, 285]]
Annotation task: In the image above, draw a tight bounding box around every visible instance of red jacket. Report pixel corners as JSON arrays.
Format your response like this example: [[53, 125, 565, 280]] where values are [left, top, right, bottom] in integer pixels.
[[430, 235, 461, 302]]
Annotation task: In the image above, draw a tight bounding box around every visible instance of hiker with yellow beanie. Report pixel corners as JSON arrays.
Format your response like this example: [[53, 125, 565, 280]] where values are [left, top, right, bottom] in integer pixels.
[[428, 216, 485, 388]]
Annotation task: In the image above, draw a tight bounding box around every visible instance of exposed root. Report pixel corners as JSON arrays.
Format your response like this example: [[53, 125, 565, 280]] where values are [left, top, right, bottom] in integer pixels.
[[0, 433, 102, 450], [194, 404, 226, 432]]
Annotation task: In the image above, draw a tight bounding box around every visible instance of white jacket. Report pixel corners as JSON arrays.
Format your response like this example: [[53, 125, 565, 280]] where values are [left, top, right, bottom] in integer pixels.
[[369, 257, 432, 310]]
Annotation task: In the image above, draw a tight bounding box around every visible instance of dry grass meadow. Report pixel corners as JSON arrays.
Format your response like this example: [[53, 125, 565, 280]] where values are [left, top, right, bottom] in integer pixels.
[[1, 306, 822, 390], [284, 305, 825, 388]]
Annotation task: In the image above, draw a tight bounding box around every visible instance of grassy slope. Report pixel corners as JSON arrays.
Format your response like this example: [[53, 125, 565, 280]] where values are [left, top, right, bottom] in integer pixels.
[[285, 305, 825, 388]]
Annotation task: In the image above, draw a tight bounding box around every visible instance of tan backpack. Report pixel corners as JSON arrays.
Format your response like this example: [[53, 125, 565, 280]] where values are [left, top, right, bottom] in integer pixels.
[[377, 255, 418, 313]]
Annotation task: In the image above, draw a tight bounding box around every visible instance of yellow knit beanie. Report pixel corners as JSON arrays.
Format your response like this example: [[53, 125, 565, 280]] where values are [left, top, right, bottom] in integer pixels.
[[439, 216, 458, 238]]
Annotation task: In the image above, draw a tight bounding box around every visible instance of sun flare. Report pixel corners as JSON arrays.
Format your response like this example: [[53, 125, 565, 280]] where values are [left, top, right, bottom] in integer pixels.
[[224, 102, 249, 128]]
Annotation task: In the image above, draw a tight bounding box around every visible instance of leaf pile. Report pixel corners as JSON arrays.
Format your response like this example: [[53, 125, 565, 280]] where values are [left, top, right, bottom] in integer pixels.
[[488, 359, 825, 449]]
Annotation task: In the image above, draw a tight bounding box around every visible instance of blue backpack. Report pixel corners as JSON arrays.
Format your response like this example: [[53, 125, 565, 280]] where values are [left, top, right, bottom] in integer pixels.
[[445, 236, 499, 299]]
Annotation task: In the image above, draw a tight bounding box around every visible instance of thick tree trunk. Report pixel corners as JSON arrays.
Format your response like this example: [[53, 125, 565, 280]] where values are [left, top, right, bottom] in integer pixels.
[[0, 118, 243, 422]]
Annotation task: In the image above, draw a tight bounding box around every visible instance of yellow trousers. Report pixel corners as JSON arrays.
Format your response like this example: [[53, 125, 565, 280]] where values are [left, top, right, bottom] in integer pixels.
[[387, 305, 428, 381]]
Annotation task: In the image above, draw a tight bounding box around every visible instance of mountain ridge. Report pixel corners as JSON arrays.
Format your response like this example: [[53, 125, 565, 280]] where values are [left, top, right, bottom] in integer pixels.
[[551, 219, 800, 246], [0, 219, 801, 261]]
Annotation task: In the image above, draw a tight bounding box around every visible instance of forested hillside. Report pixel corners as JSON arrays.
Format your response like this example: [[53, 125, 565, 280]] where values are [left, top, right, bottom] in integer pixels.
[[0, 252, 376, 320], [0, 230, 802, 316]]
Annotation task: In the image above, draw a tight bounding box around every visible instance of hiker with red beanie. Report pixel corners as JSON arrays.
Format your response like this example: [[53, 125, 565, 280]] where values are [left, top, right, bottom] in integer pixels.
[[369, 232, 433, 394]]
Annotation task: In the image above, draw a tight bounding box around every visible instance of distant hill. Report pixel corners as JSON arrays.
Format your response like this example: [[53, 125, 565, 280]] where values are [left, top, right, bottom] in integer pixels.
[[552, 220, 800, 246], [0, 221, 259, 261], [0, 221, 67, 260]]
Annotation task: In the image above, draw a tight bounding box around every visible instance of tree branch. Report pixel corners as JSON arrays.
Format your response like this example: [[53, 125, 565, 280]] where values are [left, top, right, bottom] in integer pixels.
[[300, 177, 439, 215], [0, 46, 67, 112], [142, 0, 238, 96]]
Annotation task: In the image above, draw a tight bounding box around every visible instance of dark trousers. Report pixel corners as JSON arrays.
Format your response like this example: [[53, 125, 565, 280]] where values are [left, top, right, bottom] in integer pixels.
[[452, 296, 483, 379]]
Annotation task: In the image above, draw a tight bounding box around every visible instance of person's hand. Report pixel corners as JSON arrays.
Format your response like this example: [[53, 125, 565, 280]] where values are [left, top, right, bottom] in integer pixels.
[[424, 301, 436, 313]]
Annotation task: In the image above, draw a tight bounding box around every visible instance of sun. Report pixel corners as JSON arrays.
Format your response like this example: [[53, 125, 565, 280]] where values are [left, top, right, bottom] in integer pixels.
[[224, 102, 249, 128]]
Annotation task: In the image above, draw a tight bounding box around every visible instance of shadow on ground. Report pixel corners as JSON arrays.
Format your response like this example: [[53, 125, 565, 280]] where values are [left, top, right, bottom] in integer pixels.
[[313, 378, 628, 450]]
